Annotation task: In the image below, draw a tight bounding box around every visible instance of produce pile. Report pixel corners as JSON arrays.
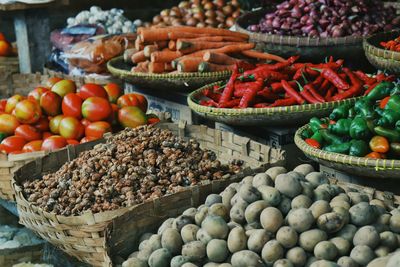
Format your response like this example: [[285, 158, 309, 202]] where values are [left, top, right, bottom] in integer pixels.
[[0, 225, 43, 250], [122, 164, 400, 267], [302, 81, 400, 159], [21, 126, 243, 216], [248, 0, 400, 38], [127, 26, 284, 74], [197, 57, 389, 108], [0, 78, 158, 155], [381, 36, 400, 52], [151, 0, 241, 29], [0, 33, 14, 57]]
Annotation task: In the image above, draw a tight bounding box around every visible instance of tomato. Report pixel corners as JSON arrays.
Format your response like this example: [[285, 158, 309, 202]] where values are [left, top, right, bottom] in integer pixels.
[[51, 79, 76, 98], [28, 87, 49, 103], [41, 136, 67, 151], [14, 99, 42, 124], [0, 99, 7, 112], [0, 41, 11, 57], [0, 136, 26, 153], [0, 114, 19, 135], [117, 93, 148, 113], [33, 116, 50, 132], [147, 114, 161, 125], [80, 136, 98, 144], [46, 77, 63, 88], [59, 117, 84, 140], [118, 106, 147, 128], [81, 118, 91, 128], [82, 97, 112, 122], [22, 140, 43, 152], [40, 91, 62, 116], [104, 83, 122, 103], [5, 94, 25, 114], [15, 125, 42, 141], [77, 83, 108, 100], [62, 93, 83, 119], [49, 115, 65, 134], [85, 121, 112, 139], [42, 132, 53, 140], [107, 103, 119, 125], [66, 139, 79, 145]]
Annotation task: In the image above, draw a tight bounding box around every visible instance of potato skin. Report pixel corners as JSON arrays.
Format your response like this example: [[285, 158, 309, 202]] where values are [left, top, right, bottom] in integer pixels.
[[247, 229, 270, 253], [276, 226, 298, 249], [353, 226, 380, 248], [350, 245, 376, 266], [275, 173, 302, 198], [299, 229, 328, 252], [231, 250, 264, 267], [227, 227, 247, 253], [288, 208, 314, 233], [260, 207, 284, 233], [206, 239, 229, 263]]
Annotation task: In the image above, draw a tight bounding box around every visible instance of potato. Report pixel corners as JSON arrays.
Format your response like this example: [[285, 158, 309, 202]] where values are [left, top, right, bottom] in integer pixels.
[[244, 222, 261, 231], [286, 247, 307, 267], [353, 226, 380, 248], [332, 206, 350, 225], [380, 231, 398, 249], [122, 258, 147, 267], [375, 246, 391, 257], [196, 228, 212, 244], [305, 172, 329, 187], [314, 241, 338, 261], [390, 214, 400, 233], [139, 240, 148, 251], [203, 263, 218, 267], [181, 263, 197, 267], [349, 202, 377, 226], [316, 184, 340, 198], [202, 215, 229, 239], [158, 219, 174, 235], [260, 207, 284, 233], [291, 195, 312, 209], [314, 188, 331, 202], [227, 227, 247, 253], [299, 229, 328, 252], [182, 241, 206, 262], [147, 235, 162, 252], [293, 164, 315, 176], [148, 248, 172, 267], [288, 208, 314, 233], [278, 196, 292, 215], [219, 264, 232, 267], [245, 200, 268, 224], [370, 199, 386, 209], [331, 194, 350, 203], [329, 237, 350, 257], [137, 248, 152, 262], [221, 187, 236, 209], [173, 215, 194, 232], [205, 194, 222, 207], [231, 250, 264, 267], [275, 173, 302, 198], [348, 192, 369, 204], [170, 255, 189, 267], [258, 185, 281, 206], [242, 175, 254, 185], [230, 203, 247, 224], [206, 239, 229, 263], [161, 228, 183, 255], [330, 200, 350, 210], [336, 224, 357, 242], [209, 203, 229, 222], [183, 208, 197, 220], [305, 257, 318, 267], [309, 260, 339, 267], [273, 259, 294, 267], [239, 184, 261, 203], [228, 221, 242, 230], [317, 212, 345, 233], [261, 240, 284, 265], [247, 229, 270, 253], [252, 173, 273, 187], [387, 251, 400, 267], [367, 256, 390, 267], [350, 245, 376, 266], [195, 206, 208, 226], [276, 226, 298, 249], [139, 233, 153, 243], [337, 256, 358, 267], [266, 166, 287, 181], [301, 181, 315, 199], [127, 251, 139, 259], [230, 194, 249, 207], [310, 200, 331, 219], [181, 224, 199, 244]]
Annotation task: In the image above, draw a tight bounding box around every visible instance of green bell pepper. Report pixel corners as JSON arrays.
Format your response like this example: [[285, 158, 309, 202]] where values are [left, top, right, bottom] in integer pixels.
[[391, 84, 400, 96], [310, 131, 323, 144], [377, 110, 400, 127], [385, 95, 400, 111], [350, 117, 371, 140], [375, 107, 385, 117], [329, 104, 351, 121], [366, 81, 394, 101], [349, 140, 369, 157], [374, 126, 400, 142], [301, 128, 313, 139], [390, 142, 400, 156], [348, 107, 356, 119], [309, 117, 326, 133], [396, 120, 400, 133], [323, 142, 351, 154], [354, 99, 375, 119], [319, 129, 342, 145], [328, 118, 352, 136]]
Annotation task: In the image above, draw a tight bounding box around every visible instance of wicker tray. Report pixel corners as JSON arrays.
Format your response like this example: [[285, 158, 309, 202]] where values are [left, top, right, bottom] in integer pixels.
[[0, 243, 44, 267], [12, 122, 285, 267], [107, 56, 231, 91], [295, 123, 400, 179], [188, 81, 360, 126]]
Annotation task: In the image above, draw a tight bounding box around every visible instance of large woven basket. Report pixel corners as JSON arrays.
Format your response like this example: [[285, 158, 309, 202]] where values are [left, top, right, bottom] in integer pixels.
[[295, 123, 400, 179], [0, 72, 55, 97], [188, 81, 360, 126], [0, 56, 19, 89], [0, 243, 44, 267], [107, 56, 231, 91], [12, 122, 285, 267]]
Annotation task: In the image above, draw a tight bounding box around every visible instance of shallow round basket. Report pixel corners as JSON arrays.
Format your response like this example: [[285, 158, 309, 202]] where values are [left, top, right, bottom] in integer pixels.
[[188, 81, 360, 126], [235, 9, 365, 65], [295, 123, 400, 179], [364, 30, 400, 74], [107, 56, 231, 91]]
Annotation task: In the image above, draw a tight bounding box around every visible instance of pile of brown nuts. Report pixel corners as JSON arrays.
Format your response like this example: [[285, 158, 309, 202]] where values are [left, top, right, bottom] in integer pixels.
[[22, 126, 243, 216]]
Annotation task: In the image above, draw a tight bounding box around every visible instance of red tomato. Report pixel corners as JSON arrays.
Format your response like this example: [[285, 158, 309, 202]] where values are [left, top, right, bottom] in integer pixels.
[[66, 139, 80, 145], [80, 136, 98, 144], [62, 93, 83, 119], [0, 114, 20, 135], [22, 140, 43, 152], [107, 103, 119, 125], [85, 121, 112, 139], [118, 106, 147, 128], [15, 125, 42, 141], [104, 83, 122, 103], [33, 116, 50, 132], [147, 114, 161, 125], [0, 99, 7, 112], [81, 97, 112, 122], [49, 115, 64, 134], [77, 84, 108, 100], [28, 87, 49, 103], [14, 99, 42, 124], [51, 80, 76, 98], [117, 93, 148, 113], [41, 136, 67, 151], [40, 91, 62, 116], [0, 136, 27, 153], [46, 77, 63, 88], [5, 94, 25, 114], [81, 118, 91, 128], [59, 117, 84, 140], [42, 132, 53, 140]]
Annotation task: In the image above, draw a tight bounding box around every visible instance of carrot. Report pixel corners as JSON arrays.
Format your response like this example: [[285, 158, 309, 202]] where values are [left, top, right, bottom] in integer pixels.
[[241, 50, 285, 62], [131, 51, 146, 64], [135, 37, 144, 51], [140, 28, 170, 42], [165, 62, 174, 72], [155, 40, 168, 49], [149, 62, 165, 73], [215, 43, 255, 54], [177, 57, 204, 72], [144, 45, 158, 58], [198, 62, 235, 72], [168, 40, 177, 51], [131, 61, 149, 73], [168, 31, 209, 40], [177, 40, 245, 54], [203, 52, 242, 65], [123, 48, 138, 63], [178, 36, 246, 43], [150, 50, 182, 63]]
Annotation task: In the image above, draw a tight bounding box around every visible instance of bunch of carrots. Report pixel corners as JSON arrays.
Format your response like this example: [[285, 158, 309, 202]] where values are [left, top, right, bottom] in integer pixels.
[[381, 36, 400, 52], [199, 56, 393, 108], [124, 26, 285, 74]]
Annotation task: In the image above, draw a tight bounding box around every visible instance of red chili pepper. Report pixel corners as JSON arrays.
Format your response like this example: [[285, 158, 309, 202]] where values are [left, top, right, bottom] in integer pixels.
[[268, 55, 299, 71], [270, 81, 296, 93], [239, 79, 264, 108], [354, 71, 376, 85], [304, 84, 325, 103], [319, 79, 331, 94], [364, 82, 380, 96], [281, 80, 305, 105], [243, 69, 289, 81], [296, 82, 320, 104], [254, 103, 270, 108], [204, 88, 221, 102], [293, 68, 304, 80], [218, 98, 241, 108], [311, 76, 324, 88], [257, 88, 280, 101], [316, 67, 350, 90], [325, 86, 335, 101], [305, 67, 319, 77], [219, 65, 238, 103], [270, 98, 297, 107], [331, 68, 363, 101], [305, 138, 321, 149], [199, 100, 218, 107]]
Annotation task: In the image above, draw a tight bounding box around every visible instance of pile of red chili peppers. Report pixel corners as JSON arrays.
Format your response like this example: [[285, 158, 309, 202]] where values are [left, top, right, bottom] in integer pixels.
[[381, 36, 400, 52], [199, 56, 394, 109]]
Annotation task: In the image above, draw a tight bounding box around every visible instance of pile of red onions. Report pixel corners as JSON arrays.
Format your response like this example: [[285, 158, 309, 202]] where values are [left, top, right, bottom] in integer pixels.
[[248, 0, 400, 37]]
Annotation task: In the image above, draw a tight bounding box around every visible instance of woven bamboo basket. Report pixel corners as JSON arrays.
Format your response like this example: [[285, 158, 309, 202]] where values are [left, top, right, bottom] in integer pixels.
[[188, 81, 361, 126], [12, 122, 285, 267], [0, 72, 54, 97], [295, 123, 400, 179], [107, 56, 231, 91], [364, 30, 400, 74], [0, 243, 44, 267]]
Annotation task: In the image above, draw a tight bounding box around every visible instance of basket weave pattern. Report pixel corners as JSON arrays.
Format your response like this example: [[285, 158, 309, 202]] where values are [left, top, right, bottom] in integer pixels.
[[0, 244, 43, 267]]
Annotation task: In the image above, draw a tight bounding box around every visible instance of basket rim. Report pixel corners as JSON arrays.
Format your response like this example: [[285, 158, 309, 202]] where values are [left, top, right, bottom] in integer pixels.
[[364, 30, 400, 61], [295, 123, 400, 171], [187, 81, 362, 117]]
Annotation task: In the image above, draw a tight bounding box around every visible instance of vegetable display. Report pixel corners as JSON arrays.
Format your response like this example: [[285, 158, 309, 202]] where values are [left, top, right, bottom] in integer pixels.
[[381, 36, 400, 52], [248, 0, 400, 38], [122, 164, 400, 267], [302, 81, 400, 159], [197, 57, 388, 108], [0, 32, 14, 57]]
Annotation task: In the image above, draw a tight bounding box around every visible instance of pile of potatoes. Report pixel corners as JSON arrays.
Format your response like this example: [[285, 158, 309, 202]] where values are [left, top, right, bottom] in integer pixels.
[[121, 164, 400, 267]]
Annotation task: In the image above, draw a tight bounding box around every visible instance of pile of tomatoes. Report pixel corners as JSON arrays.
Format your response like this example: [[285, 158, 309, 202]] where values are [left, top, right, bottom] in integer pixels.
[[0, 77, 157, 155], [0, 33, 13, 57]]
